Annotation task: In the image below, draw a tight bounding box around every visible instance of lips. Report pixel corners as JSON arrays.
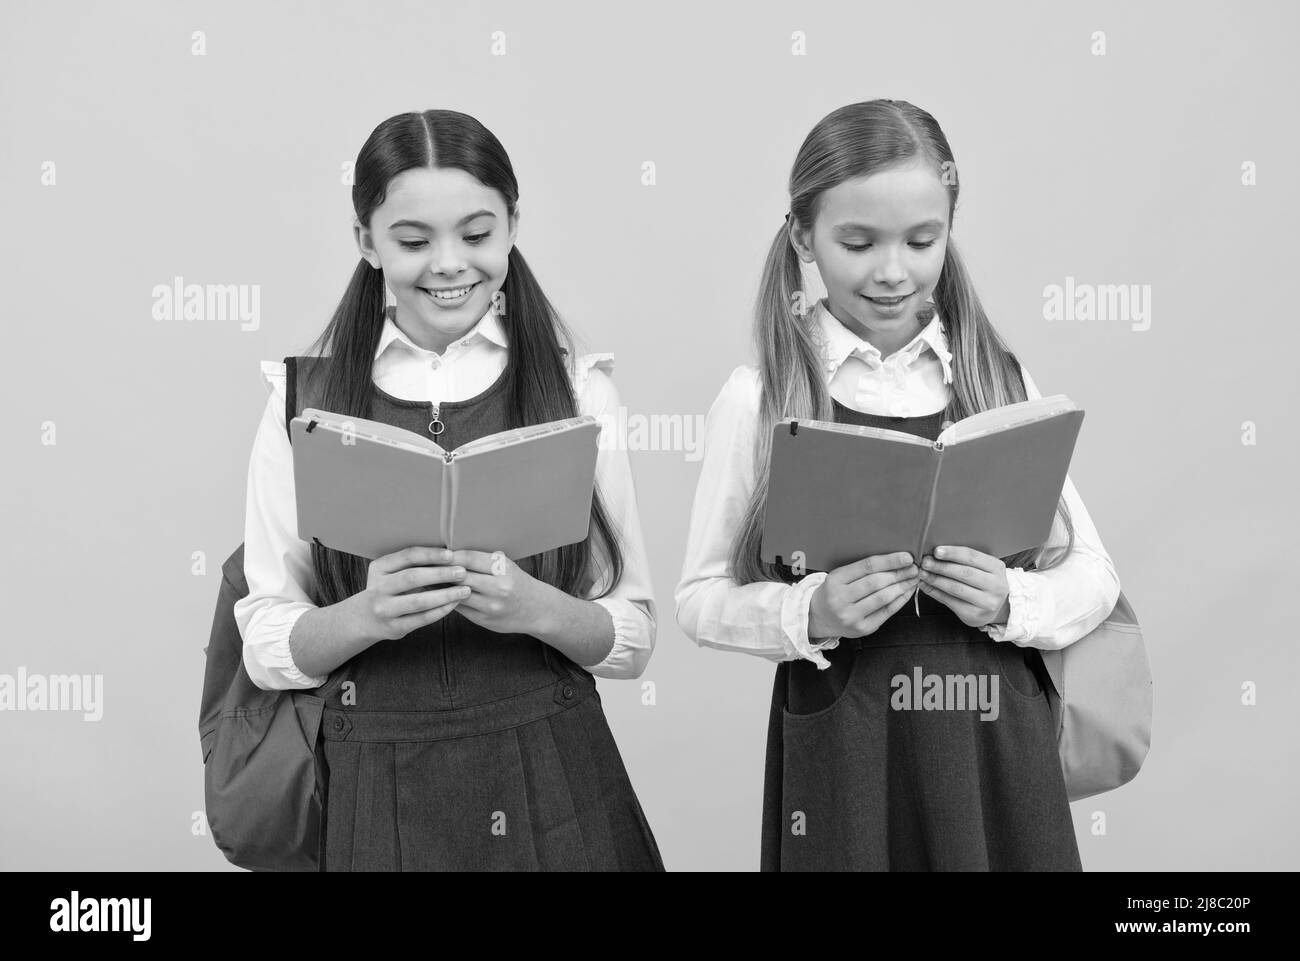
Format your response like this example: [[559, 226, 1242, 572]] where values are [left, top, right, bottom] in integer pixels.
[[865, 293, 913, 305], [420, 282, 480, 302]]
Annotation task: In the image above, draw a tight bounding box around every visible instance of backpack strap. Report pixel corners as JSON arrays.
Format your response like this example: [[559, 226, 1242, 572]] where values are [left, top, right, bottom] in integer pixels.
[[283, 356, 297, 445], [282, 356, 330, 445]]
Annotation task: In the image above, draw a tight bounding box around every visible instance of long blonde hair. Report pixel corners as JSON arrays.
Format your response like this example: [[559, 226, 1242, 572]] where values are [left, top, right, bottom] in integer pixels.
[[730, 99, 1075, 584]]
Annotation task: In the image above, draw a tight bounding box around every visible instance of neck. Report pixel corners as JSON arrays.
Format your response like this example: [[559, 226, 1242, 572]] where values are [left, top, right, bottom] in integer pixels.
[[393, 305, 485, 355]]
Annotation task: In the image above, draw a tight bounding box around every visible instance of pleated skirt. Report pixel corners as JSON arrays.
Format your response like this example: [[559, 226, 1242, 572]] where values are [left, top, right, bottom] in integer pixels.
[[317, 616, 663, 872]]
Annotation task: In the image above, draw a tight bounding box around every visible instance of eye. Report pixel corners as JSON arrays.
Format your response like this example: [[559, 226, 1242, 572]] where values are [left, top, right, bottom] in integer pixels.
[[840, 241, 937, 253], [399, 232, 490, 250]]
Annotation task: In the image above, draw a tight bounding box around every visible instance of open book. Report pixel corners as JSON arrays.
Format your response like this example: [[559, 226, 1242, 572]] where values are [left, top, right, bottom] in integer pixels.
[[290, 409, 600, 560], [760, 395, 1084, 576]]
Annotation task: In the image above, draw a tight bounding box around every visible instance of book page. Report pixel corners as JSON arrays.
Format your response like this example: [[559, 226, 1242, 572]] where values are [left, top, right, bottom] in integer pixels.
[[937, 394, 1078, 446], [299, 408, 446, 457], [777, 417, 933, 448], [453, 415, 597, 457]]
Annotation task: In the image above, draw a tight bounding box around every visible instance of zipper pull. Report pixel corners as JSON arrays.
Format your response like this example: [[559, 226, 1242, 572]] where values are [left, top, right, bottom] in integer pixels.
[[428, 402, 445, 437]]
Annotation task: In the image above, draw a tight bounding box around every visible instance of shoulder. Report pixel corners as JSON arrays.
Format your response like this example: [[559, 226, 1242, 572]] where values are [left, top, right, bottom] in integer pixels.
[[570, 352, 617, 414], [570, 351, 615, 395], [710, 364, 762, 418], [260, 359, 287, 402]]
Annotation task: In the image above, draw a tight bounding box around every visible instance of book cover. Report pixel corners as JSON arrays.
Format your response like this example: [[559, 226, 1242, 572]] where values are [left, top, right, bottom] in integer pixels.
[[290, 410, 600, 561], [760, 396, 1085, 575]]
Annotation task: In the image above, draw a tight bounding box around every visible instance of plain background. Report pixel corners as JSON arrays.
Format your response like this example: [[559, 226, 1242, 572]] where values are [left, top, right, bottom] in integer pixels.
[[2, 0, 1297, 871]]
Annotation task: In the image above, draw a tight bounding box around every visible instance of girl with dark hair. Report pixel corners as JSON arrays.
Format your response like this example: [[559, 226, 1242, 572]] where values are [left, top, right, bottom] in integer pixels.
[[234, 109, 663, 871], [676, 100, 1121, 871]]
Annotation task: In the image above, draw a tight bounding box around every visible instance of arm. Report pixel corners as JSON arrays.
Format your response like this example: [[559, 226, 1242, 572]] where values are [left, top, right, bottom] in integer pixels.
[[978, 363, 1122, 651], [450, 357, 657, 679], [232, 363, 365, 690], [674, 366, 839, 669], [567, 357, 658, 679]]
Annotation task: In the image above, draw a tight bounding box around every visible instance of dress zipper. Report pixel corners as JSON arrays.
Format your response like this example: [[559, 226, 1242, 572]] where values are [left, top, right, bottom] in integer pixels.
[[439, 619, 452, 692], [432, 400, 451, 697]]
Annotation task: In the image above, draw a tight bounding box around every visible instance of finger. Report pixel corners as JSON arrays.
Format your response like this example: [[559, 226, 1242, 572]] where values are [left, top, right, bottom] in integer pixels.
[[388, 585, 471, 617], [856, 579, 915, 631], [932, 546, 998, 574], [450, 549, 499, 574], [919, 570, 982, 603], [845, 563, 918, 602], [851, 574, 917, 618], [373, 546, 453, 575], [393, 565, 465, 594], [453, 588, 498, 614], [919, 559, 991, 592], [840, 551, 913, 585], [392, 598, 461, 631], [459, 571, 502, 596], [918, 580, 979, 618]]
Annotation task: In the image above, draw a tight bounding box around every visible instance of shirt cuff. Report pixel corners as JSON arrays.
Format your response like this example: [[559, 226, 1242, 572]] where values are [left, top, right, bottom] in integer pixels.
[[243, 606, 330, 690], [979, 567, 1040, 646], [585, 597, 653, 679], [781, 572, 841, 670]]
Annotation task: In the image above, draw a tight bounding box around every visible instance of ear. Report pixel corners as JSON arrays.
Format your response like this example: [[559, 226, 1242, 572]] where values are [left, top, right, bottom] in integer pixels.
[[353, 217, 381, 269], [787, 218, 816, 265], [507, 204, 520, 250]]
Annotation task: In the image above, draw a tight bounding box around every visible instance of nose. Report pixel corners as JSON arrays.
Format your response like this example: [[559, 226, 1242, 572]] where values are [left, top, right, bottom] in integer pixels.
[[873, 245, 908, 287], [431, 241, 467, 278]]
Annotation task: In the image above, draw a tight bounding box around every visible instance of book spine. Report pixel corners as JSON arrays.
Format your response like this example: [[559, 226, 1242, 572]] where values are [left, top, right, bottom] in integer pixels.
[[912, 442, 947, 615], [441, 457, 456, 550]]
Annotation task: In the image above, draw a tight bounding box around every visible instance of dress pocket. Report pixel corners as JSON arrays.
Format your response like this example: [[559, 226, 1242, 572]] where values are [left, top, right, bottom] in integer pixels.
[[781, 644, 860, 721], [990, 641, 1047, 701], [774, 649, 874, 871]]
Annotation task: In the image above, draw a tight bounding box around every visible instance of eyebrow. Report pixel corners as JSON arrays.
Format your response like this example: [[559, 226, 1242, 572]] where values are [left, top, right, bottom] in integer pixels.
[[832, 218, 947, 233], [388, 210, 497, 231]]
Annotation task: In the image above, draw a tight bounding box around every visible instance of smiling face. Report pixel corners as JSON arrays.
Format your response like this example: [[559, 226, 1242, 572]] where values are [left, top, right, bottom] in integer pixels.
[[790, 159, 950, 358], [355, 166, 518, 353]]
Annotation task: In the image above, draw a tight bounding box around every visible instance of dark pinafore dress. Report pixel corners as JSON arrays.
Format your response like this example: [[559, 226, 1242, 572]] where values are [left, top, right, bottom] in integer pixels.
[[287, 356, 664, 872], [759, 399, 1082, 872]]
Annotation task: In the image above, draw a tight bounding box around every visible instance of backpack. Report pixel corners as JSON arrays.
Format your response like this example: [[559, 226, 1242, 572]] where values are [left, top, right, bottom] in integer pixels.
[[199, 544, 333, 871], [199, 356, 336, 871], [1039, 591, 1152, 801], [998, 357, 1152, 801]]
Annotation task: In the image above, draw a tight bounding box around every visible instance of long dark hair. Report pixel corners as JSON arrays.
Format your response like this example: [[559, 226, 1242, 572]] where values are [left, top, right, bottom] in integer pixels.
[[298, 109, 625, 607], [731, 99, 1076, 584]]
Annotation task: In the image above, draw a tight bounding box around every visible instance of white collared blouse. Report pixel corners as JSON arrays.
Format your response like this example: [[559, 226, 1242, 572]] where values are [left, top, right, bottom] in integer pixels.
[[674, 299, 1121, 668], [234, 307, 657, 689]]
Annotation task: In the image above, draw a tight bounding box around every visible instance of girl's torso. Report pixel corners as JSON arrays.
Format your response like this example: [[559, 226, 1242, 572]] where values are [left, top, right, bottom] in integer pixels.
[[299, 357, 590, 714], [760, 397, 1080, 871]]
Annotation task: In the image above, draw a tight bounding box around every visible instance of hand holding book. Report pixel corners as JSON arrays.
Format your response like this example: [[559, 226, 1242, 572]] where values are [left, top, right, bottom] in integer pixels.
[[349, 546, 472, 644], [450, 549, 559, 637], [807, 551, 921, 640], [916, 545, 1013, 629]]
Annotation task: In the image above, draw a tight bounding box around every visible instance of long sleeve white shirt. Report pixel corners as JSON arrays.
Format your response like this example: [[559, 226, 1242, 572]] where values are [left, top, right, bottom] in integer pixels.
[[675, 299, 1121, 669], [234, 306, 657, 690]]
